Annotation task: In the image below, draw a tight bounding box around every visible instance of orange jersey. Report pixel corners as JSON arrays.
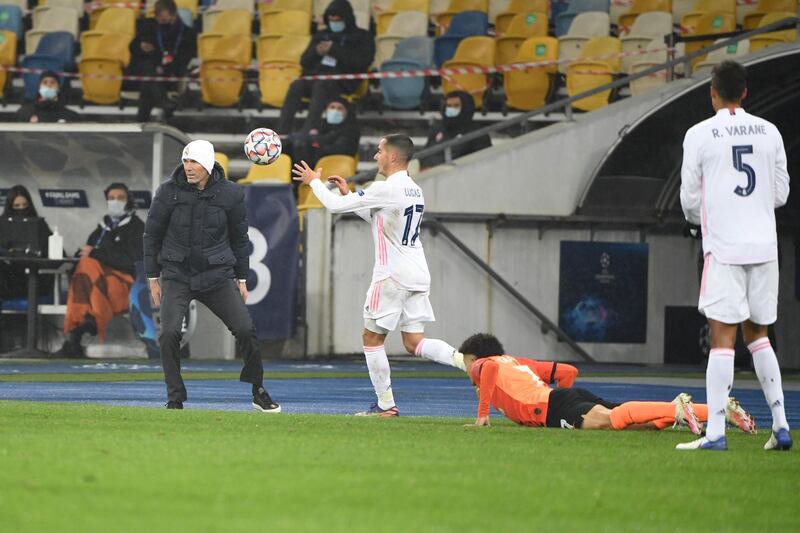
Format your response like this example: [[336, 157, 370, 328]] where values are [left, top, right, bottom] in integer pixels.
[[470, 355, 556, 427]]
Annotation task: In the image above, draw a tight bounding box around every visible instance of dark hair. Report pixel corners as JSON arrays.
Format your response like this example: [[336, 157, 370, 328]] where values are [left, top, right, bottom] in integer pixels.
[[3, 185, 38, 217], [711, 61, 747, 103], [154, 0, 178, 16], [382, 134, 414, 163], [458, 333, 505, 359], [104, 182, 134, 211]]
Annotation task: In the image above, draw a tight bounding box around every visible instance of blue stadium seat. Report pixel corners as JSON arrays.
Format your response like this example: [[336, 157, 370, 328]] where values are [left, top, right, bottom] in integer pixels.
[[380, 36, 434, 110], [551, 0, 571, 27], [433, 10, 488, 67], [0, 4, 23, 40], [21, 32, 76, 101], [555, 0, 610, 36]]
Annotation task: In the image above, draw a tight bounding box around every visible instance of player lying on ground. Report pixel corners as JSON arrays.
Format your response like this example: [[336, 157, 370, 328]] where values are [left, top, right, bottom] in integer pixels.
[[460, 333, 756, 433]]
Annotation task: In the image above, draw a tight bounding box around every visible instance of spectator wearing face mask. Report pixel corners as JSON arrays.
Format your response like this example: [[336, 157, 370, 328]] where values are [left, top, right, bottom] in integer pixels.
[[420, 90, 492, 169], [281, 96, 360, 171], [54, 183, 145, 357], [15, 71, 80, 123], [126, 0, 197, 122], [277, 0, 375, 134]]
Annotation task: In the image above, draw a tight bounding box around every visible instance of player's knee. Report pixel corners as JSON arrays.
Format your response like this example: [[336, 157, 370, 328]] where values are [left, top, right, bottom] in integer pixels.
[[159, 329, 182, 347], [403, 338, 419, 355]]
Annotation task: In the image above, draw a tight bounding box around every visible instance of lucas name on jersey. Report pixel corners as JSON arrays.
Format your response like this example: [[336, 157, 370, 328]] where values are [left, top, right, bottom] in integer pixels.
[[404, 187, 422, 198], [711, 124, 768, 139]]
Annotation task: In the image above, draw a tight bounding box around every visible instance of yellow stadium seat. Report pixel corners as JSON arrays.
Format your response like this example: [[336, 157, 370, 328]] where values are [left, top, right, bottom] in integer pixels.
[[617, 0, 672, 31], [258, 0, 313, 18], [80, 59, 123, 105], [375, 0, 429, 35], [441, 35, 495, 108], [436, 0, 489, 35], [82, 8, 137, 52], [258, 34, 310, 64], [682, 11, 736, 66], [199, 11, 254, 65], [81, 32, 132, 67], [692, 37, 749, 75], [742, 0, 796, 29], [239, 154, 293, 184], [620, 11, 673, 73], [680, 0, 736, 29], [557, 11, 610, 74], [566, 36, 621, 111], [495, 0, 549, 35], [199, 34, 251, 106], [749, 11, 798, 51], [0, 30, 17, 98], [503, 36, 557, 111], [494, 11, 548, 66], [259, 61, 303, 107], [214, 152, 230, 178], [260, 9, 312, 36], [89, 3, 140, 32], [297, 183, 323, 209], [316, 154, 358, 179]]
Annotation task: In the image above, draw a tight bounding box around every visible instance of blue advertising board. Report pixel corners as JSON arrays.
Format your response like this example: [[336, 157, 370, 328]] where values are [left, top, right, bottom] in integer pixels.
[[558, 241, 649, 343]]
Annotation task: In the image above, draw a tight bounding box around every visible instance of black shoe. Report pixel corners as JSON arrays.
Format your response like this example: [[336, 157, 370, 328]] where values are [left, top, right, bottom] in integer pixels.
[[53, 340, 85, 358], [166, 401, 183, 409], [252, 387, 281, 413]]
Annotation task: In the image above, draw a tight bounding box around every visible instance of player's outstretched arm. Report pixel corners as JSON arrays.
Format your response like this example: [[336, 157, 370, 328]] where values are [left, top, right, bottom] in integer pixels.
[[292, 160, 390, 214]]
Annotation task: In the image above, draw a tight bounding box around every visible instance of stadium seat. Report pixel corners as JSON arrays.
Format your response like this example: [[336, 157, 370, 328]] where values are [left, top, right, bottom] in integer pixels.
[[503, 36, 558, 110], [557, 11, 611, 73], [260, 9, 312, 36], [21, 32, 76, 100], [682, 11, 736, 66], [79, 34, 129, 104], [41, 0, 85, 11], [742, 0, 796, 29], [441, 35, 495, 108], [435, 0, 489, 35], [0, 29, 16, 99], [258, 0, 313, 20], [617, 0, 671, 31], [258, 33, 309, 64], [200, 34, 251, 106], [433, 10, 489, 66], [26, 5, 80, 55], [0, 5, 23, 40], [258, 35, 309, 108], [374, 10, 429, 67], [555, 0, 610, 38], [692, 37, 749, 75], [620, 11, 672, 72], [494, 11, 549, 66], [566, 35, 621, 111], [177, 8, 193, 26], [239, 154, 293, 184], [201, 9, 253, 35], [177, 0, 200, 18], [495, 0, 550, 34], [628, 38, 668, 94], [749, 11, 798, 51], [199, 11, 253, 64], [298, 155, 358, 209], [380, 35, 434, 109], [680, 0, 736, 30], [89, 2, 139, 30], [375, 0, 429, 35], [81, 8, 137, 51]]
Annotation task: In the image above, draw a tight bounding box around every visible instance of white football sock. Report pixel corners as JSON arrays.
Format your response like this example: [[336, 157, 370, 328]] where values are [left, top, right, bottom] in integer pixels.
[[706, 348, 734, 441], [364, 345, 394, 409], [415, 338, 464, 370], [748, 337, 789, 432]]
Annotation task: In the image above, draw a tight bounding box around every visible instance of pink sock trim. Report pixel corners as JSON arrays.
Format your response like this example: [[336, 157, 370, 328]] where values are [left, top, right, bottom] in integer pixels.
[[747, 337, 772, 355], [363, 345, 385, 353], [709, 348, 735, 357], [414, 339, 426, 357]]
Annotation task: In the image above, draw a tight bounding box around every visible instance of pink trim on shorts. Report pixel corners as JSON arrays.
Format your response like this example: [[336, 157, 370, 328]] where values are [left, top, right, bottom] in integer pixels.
[[376, 215, 388, 265], [699, 254, 711, 297], [370, 280, 382, 312], [700, 175, 708, 237]]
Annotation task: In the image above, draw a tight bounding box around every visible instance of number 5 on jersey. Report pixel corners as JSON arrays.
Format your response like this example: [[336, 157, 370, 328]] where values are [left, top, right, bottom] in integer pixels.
[[732, 145, 756, 197], [402, 204, 424, 246]]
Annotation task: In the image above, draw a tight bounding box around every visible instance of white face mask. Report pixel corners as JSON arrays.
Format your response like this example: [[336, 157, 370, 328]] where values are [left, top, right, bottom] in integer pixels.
[[326, 109, 345, 125], [107, 199, 127, 218], [39, 86, 58, 101], [444, 106, 461, 118]]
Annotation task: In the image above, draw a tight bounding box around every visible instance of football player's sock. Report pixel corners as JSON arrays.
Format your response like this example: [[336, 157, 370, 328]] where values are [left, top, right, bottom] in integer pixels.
[[706, 348, 734, 441], [609, 402, 677, 430], [364, 345, 394, 409], [749, 337, 789, 432], [414, 338, 464, 370]]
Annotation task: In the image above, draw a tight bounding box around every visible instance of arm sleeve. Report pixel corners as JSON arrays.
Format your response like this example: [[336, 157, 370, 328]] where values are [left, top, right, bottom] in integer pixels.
[[300, 37, 322, 71], [477, 361, 499, 418], [328, 31, 375, 73], [774, 133, 790, 208], [679, 130, 703, 225], [142, 185, 171, 278], [86, 226, 102, 247], [309, 179, 391, 214], [227, 186, 250, 280], [524, 360, 578, 388]]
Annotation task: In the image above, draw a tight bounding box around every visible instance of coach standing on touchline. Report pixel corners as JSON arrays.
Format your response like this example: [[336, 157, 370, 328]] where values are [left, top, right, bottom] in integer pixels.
[[143, 140, 280, 412]]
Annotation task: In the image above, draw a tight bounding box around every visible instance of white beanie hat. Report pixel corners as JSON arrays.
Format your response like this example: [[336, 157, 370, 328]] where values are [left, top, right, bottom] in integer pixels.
[[182, 140, 215, 175]]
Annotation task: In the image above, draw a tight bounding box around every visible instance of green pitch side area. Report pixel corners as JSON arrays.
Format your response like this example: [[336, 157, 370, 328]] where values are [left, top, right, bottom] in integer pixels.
[[1, 402, 797, 532]]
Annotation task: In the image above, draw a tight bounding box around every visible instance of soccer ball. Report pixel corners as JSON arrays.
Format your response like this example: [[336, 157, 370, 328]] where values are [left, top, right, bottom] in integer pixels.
[[244, 128, 282, 165]]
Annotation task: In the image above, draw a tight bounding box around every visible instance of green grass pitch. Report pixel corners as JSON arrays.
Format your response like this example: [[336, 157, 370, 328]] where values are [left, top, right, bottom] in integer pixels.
[[1, 401, 798, 532]]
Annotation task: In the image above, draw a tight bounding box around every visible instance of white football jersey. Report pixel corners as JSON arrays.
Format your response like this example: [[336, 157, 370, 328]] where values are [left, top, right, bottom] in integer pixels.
[[681, 107, 790, 264], [310, 170, 431, 291]]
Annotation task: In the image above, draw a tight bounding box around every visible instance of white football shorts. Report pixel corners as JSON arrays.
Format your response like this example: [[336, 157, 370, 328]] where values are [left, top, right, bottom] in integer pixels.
[[363, 278, 435, 334], [698, 254, 778, 325]]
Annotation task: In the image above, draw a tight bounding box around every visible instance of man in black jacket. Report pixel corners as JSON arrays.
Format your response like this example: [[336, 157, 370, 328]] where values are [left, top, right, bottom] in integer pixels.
[[143, 140, 280, 412], [277, 0, 374, 133], [16, 71, 80, 123], [420, 90, 492, 169], [55, 183, 144, 357]]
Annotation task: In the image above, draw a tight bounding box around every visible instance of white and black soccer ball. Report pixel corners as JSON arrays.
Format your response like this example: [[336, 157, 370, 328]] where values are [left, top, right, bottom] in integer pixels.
[[244, 128, 282, 165]]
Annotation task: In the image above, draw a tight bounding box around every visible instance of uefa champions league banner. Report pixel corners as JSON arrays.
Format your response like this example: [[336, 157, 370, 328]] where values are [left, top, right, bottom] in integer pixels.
[[243, 185, 300, 340], [558, 241, 649, 343]]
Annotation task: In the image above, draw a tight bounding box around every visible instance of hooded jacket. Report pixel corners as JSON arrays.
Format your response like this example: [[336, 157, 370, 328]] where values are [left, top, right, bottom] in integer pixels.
[[143, 162, 249, 292], [298, 96, 360, 163], [300, 0, 375, 93], [421, 91, 492, 168], [16, 73, 80, 123], [86, 212, 145, 277]]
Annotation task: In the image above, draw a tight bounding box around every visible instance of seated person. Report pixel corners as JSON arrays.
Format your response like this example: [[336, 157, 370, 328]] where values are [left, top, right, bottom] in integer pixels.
[[277, 0, 374, 133], [126, 0, 196, 122], [55, 183, 145, 357], [460, 333, 757, 434], [16, 71, 80, 124], [420, 91, 491, 169], [282, 96, 360, 170], [0, 185, 54, 302]]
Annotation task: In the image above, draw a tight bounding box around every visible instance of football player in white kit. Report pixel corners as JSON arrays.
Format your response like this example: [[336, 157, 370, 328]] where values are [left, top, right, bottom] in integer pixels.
[[292, 134, 465, 416], [677, 61, 791, 451]]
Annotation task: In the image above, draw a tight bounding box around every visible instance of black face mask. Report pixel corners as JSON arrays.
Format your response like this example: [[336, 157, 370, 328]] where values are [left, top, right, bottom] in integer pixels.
[[159, 21, 176, 31], [11, 207, 34, 217]]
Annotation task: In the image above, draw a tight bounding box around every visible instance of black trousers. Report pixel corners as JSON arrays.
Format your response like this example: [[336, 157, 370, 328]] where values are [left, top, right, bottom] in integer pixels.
[[136, 62, 178, 122], [278, 78, 350, 133], [159, 278, 263, 402]]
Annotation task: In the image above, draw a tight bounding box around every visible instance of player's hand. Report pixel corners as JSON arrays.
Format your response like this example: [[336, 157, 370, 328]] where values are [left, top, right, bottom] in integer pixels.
[[78, 245, 93, 258], [238, 280, 248, 303], [464, 416, 490, 427], [140, 42, 155, 53], [327, 175, 349, 195], [149, 279, 161, 309], [292, 160, 321, 185]]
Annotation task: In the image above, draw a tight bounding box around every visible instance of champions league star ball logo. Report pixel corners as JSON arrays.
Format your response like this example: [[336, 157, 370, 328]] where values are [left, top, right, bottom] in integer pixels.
[[595, 252, 615, 284]]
